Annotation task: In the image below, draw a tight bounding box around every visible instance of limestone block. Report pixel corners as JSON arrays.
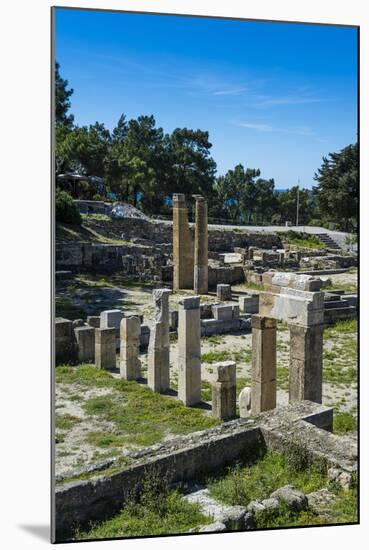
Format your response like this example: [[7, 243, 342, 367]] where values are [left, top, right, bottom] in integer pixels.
[[148, 289, 171, 392], [74, 326, 95, 363], [216, 284, 232, 301], [100, 309, 124, 329], [212, 381, 236, 420], [178, 296, 201, 406], [239, 387, 252, 418], [120, 316, 141, 380], [212, 304, 233, 320], [259, 290, 324, 326], [87, 315, 100, 329], [239, 294, 259, 314], [55, 318, 75, 364], [215, 361, 236, 383], [95, 327, 116, 370], [271, 272, 324, 291], [289, 323, 324, 404], [270, 485, 308, 512], [251, 315, 276, 414]]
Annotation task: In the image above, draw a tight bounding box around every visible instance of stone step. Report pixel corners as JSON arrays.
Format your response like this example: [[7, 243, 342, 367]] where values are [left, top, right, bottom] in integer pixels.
[[324, 299, 350, 310], [324, 306, 357, 323]]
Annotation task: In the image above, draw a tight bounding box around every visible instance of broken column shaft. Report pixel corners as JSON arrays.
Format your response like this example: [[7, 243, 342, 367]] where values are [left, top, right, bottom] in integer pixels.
[[178, 296, 201, 406], [148, 288, 171, 392], [251, 315, 277, 414], [289, 323, 324, 404], [120, 316, 141, 380]]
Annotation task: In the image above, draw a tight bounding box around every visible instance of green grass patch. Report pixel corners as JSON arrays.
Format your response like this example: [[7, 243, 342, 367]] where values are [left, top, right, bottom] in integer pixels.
[[208, 451, 326, 507], [56, 364, 219, 449], [242, 282, 263, 291], [277, 366, 289, 390], [201, 380, 212, 402], [201, 347, 251, 365], [279, 231, 325, 250], [324, 283, 357, 293], [55, 413, 81, 430], [201, 350, 232, 363], [333, 412, 357, 435], [85, 432, 127, 449]]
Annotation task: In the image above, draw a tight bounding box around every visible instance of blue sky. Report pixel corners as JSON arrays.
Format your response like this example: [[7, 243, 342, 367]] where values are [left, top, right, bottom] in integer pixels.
[[55, 8, 358, 189]]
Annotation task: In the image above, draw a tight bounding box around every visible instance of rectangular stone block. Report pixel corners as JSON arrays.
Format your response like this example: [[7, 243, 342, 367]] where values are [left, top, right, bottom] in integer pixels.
[[95, 327, 116, 370], [212, 380, 236, 420], [212, 304, 233, 321], [55, 318, 75, 364], [100, 310, 124, 329], [239, 294, 259, 314], [259, 291, 324, 326], [74, 326, 95, 363], [216, 284, 232, 301], [214, 361, 236, 383], [86, 316, 100, 329]]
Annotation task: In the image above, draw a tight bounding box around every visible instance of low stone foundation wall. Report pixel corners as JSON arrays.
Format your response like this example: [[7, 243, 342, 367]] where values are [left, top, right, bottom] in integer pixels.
[[53, 401, 355, 541]]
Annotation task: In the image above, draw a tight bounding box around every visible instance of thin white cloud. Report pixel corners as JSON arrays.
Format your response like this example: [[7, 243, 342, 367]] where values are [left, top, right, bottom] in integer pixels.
[[254, 95, 323, 107], [213, 86, 249, 96], [234, 121, 322, 140]]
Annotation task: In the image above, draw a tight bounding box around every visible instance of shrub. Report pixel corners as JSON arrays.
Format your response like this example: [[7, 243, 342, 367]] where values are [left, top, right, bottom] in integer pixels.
[[55, 190, 82, 224]]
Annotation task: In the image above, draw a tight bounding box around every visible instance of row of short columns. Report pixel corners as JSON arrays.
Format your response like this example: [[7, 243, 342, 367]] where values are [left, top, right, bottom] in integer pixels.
[[92, 293, 324, 421]]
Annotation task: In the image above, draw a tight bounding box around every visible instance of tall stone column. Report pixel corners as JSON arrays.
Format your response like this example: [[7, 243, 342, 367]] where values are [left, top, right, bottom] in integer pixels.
[[120, 316, 141, 380], [289, 323, 324, 404], [251, 315, 277, 414], [173, 193, 194, 290], [148, 288, 171, 392], [193, 195, 208, 295], [178, 296, 201, 406], [95, 327, 116, 370]]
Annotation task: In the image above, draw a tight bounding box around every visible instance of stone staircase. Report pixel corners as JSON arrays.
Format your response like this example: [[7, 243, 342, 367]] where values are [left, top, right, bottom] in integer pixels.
[[316, 233, 341, 250]]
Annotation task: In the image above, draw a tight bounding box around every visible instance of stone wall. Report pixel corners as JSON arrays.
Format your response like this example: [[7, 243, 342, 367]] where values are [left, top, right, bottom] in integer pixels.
[[53, 401, 351, 541]]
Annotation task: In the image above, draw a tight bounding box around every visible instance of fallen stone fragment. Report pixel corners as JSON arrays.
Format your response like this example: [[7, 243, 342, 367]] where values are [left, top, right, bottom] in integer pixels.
[[328, 468, 353, 491], [270, 485, 308, 512], [306, 488, 337, 513], [199, 522, 227, 533]]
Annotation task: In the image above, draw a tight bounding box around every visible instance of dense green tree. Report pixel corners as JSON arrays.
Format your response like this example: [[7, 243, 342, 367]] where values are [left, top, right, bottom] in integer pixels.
[[313, 143, 358, 231], [276, 186, 315, 225], [211, 164, 276, 223], [55, 62, 74, 130], [169, 128, 217, 200], [56, 122, 111, 179]]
